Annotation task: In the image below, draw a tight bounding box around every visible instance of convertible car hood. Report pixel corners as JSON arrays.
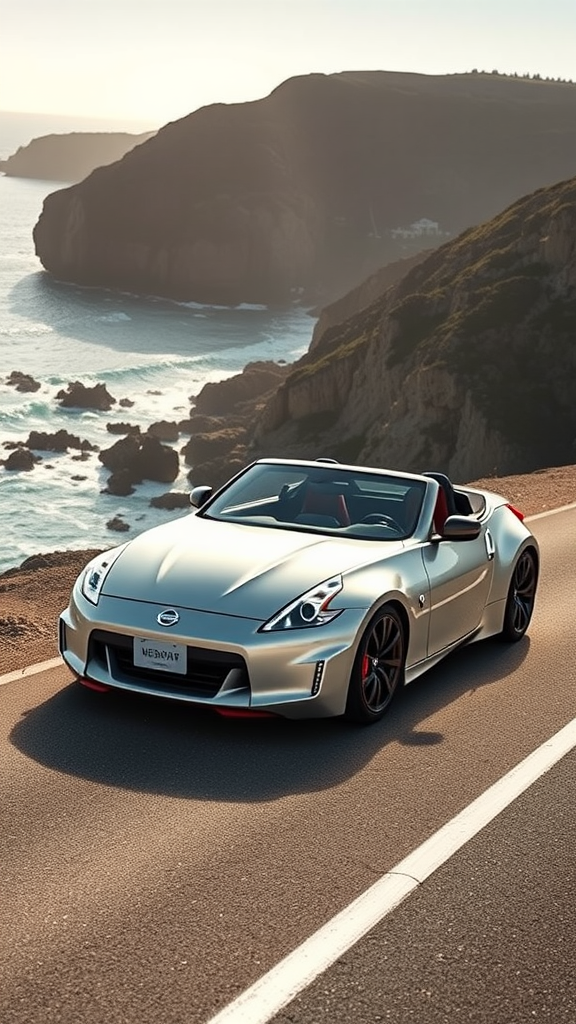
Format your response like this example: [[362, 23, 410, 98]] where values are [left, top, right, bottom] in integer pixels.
[[102, 514, 404, 619]]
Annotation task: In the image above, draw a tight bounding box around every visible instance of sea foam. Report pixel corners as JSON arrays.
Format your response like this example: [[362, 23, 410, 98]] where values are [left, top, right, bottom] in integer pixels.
[[0, 175, 315, 572]]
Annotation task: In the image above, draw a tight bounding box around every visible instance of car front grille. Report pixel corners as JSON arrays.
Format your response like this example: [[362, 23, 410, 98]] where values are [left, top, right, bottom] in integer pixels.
[[88, 629, 249, 699]]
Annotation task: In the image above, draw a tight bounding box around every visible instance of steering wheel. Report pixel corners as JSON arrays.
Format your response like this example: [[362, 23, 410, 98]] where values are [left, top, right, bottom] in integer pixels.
[[360, 513, 402, 531]]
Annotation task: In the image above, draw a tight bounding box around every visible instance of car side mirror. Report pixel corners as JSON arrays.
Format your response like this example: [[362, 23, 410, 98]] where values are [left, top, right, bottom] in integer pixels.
[[190, 485, 213, 508], [440, 515, 482, 541]]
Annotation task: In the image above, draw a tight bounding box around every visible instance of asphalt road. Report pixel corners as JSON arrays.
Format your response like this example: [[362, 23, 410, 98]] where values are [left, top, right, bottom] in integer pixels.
[[270, 748, 576, 1024], [1, 508, 575, 1024]]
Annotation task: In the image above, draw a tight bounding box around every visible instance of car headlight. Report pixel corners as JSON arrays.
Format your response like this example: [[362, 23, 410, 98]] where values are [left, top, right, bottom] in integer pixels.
[[80, 545, 127, 605], [260, 574, 343, 632]]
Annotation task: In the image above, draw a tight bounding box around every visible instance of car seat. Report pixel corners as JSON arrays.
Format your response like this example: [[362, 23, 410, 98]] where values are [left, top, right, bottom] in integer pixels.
[[401, 488, 424, 533], [301, 483, 351, 526], [422, 471, 458, 533]]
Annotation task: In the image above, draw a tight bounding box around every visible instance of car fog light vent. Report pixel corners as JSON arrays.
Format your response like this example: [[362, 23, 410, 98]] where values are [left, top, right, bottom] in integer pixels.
[[58, 619, 67, 655], [312, 661, 325, 696]]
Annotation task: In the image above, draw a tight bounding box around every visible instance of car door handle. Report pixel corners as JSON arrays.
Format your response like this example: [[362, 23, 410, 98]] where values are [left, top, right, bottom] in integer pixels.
[[485, 529, 495, 561]]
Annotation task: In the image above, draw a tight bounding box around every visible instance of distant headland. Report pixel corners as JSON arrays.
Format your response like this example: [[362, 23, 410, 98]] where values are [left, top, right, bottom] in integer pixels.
[[0, 130, 156, 182]]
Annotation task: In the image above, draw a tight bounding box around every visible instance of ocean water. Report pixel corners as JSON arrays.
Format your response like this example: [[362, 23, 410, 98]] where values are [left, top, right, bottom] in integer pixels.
[[0, 173, 314, 573]]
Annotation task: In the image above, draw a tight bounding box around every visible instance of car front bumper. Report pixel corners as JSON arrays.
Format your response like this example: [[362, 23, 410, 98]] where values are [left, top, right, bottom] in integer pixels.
[[59, 584, 368, 719]]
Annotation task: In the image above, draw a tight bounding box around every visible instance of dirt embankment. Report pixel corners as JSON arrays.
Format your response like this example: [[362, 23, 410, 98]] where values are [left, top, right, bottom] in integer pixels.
[[1, 465, 574, 677]]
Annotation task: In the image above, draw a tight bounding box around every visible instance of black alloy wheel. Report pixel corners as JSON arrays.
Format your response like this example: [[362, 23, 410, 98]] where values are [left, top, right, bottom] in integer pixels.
[[345, 605, 405, 724], [500, 548, 538, 642]]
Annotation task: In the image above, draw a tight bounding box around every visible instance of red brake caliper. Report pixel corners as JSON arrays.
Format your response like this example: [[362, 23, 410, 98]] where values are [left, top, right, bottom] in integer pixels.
[[362, 654, 370, 679]]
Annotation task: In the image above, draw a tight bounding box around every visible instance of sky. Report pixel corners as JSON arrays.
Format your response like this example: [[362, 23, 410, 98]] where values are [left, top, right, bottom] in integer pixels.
[[1, 0, 575, 131]]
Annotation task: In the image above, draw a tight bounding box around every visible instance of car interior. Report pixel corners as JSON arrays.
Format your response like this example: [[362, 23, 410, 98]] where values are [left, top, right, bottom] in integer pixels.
[[206, 464, 484, 539]]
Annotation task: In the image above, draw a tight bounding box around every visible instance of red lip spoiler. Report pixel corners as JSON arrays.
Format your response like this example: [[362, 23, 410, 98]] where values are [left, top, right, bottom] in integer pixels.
[[214, 707, 277, 719], [78, 677, 275, 715], [78, 677, 111, 693]]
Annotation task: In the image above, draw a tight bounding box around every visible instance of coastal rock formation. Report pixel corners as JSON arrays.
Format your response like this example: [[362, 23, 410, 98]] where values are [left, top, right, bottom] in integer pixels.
[[33, 72, 576, 306], [2, 449, 39, 471], [180, 362, 290, 485], [0, 131, 155, 183], [26, 429, 95, 451], [191, 361, 290, 416], [5, 371, 41, 392], [99, 436, 142, 473], [149, 492, 191, 509], [105, 469, 137, 496], [56, 381, 116, 410], [181, 174, 576, 484], [106, 516, 130, 533], [179, 414, 226, 436], [147, 420, 180, 442], [106, 422, 141, 435], [99, 434, 179, 488], [184, 426, 248, 468]]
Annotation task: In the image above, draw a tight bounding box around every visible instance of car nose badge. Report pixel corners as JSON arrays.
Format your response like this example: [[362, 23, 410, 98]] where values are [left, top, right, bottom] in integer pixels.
[[157, 608, 180, 627]]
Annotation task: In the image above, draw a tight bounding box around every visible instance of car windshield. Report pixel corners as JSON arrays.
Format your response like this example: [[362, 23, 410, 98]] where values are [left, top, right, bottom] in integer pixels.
[[202, 462, 426, 540]]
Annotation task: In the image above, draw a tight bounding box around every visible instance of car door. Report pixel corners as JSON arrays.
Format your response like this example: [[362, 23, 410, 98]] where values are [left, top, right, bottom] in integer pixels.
[[422, 525, 494, 656]]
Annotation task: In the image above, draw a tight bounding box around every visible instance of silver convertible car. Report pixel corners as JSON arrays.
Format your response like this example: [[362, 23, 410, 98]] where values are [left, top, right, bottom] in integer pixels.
[[59, 459, 539, 723]]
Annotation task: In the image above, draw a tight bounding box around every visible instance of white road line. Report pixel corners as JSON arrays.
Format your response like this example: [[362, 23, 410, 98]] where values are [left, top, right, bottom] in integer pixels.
[[0, 656, 62, 687], [206, 716, 576, 1024], [526, 501, 576, 521]]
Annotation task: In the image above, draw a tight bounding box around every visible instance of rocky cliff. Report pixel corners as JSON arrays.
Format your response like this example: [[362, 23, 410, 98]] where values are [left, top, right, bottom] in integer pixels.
[[188, 175, 576, 483], [33, 71, 576, 306], [1, 131, 155, 183], [254, 175, 576, 479], [309, 251, 429, 352]]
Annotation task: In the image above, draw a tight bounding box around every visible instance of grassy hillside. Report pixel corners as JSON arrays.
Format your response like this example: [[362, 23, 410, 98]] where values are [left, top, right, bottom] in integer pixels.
[[248, 175, 576, 478]]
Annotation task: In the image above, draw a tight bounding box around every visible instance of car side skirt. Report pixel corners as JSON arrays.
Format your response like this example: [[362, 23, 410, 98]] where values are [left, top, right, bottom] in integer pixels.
[[404, 597, 506, 685]]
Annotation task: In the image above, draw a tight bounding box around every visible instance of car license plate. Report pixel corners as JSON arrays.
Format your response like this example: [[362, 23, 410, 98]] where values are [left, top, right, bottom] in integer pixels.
[[133, 637, 187, 675]]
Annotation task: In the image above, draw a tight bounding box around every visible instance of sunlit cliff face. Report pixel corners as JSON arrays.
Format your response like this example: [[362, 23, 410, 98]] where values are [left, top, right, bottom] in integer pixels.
[[32, 72, 576, 307]]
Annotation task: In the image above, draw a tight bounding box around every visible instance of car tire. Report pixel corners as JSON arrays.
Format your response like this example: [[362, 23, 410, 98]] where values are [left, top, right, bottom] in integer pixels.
[[345, 604, 406, 724], [499, 548, 538, 643]]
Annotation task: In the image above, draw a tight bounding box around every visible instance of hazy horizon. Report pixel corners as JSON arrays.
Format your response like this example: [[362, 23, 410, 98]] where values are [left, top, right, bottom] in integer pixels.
[[0, 110, 159, 161], [0, 108, 156, 130], [1, 0, 575, 126]]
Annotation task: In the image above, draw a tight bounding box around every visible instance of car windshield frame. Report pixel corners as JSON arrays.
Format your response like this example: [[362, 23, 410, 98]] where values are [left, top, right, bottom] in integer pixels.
[[199, 461, 427, 541]]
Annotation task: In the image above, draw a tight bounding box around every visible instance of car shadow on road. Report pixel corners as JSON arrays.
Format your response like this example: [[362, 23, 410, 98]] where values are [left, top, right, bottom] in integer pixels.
[[10, 637, 529, 801]]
